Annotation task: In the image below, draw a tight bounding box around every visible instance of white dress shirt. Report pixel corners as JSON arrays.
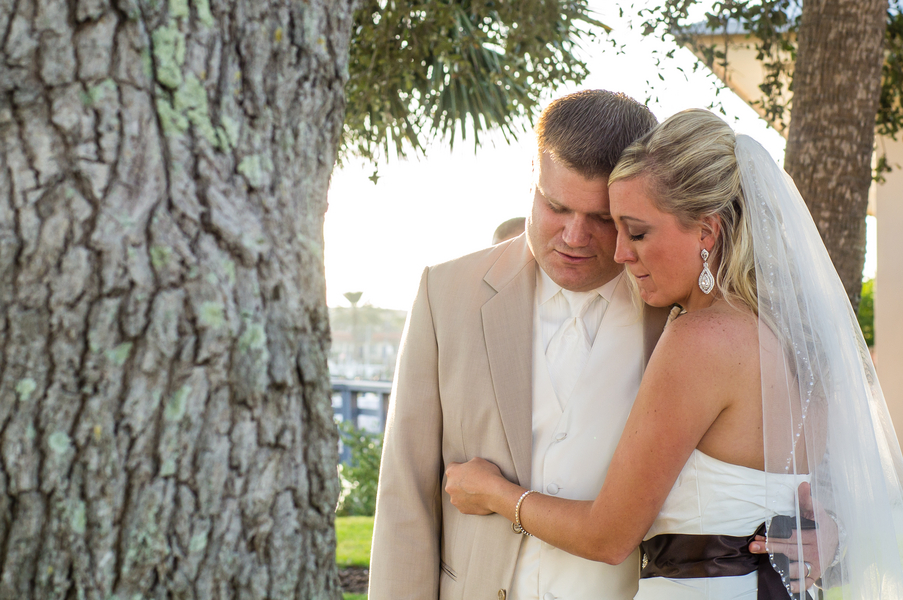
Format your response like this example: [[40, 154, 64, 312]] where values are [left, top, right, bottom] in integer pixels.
[[510, 268, 641, 600], [536, 267, 621, 350]]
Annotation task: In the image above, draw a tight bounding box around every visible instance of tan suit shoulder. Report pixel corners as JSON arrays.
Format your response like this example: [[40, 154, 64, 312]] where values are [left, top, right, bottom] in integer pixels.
[[370, 234, 535, 600], [425, 234, 534, 302]]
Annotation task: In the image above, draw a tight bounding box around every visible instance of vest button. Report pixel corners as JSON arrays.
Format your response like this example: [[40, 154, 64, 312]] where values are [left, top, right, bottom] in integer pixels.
[[555, 432, 567, 441], [498, 590, 507, 600], [547, 483, 560, 495], [543, 593, 556, 600]]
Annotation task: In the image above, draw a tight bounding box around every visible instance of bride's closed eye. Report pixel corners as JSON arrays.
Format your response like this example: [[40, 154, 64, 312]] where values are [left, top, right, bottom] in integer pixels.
[[629, 232, 646, 241]]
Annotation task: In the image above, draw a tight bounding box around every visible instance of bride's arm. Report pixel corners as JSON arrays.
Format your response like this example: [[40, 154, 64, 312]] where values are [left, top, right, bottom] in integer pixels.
[[445, 311, 754, 563]]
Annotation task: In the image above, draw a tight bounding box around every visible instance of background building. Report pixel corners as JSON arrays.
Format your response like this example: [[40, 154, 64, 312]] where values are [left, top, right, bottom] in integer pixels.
[[328, 304, 406, 381]]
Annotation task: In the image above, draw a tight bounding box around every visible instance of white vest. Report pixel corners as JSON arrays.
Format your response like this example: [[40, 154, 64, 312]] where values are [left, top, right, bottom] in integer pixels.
[[510, 275, 645, 600]]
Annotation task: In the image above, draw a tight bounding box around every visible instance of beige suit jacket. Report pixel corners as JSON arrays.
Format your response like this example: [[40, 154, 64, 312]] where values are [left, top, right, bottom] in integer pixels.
[[368, 235, 668, 600]]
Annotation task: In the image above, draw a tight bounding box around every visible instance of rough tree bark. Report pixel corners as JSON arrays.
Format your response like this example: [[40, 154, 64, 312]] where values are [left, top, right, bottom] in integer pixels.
[[0, 0, 352, 598], [783, 0, 887, 310]]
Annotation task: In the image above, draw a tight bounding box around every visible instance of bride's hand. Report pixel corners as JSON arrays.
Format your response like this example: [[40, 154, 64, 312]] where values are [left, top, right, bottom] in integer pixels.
[[444, 457, 507, 515]]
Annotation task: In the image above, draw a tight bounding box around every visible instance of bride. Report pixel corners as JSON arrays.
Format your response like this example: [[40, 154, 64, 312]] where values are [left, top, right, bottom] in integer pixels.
[[445, 110, 903, 598]]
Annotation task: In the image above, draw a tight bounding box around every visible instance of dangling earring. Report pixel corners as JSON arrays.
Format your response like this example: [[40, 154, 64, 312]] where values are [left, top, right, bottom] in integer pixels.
[[698, 249, 714, 294]]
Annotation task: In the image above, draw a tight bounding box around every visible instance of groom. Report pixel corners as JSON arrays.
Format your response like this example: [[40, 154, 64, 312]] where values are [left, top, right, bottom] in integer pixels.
[[368, 90, 826, 599], [369, 90, 663, 600]]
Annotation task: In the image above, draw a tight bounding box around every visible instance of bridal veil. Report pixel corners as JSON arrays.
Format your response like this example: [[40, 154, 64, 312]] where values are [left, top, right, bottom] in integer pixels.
[[736, 134, 903, 598]]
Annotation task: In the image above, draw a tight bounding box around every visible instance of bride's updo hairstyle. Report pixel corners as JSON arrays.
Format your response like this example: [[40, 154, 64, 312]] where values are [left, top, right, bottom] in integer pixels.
[[609, 109, 758, 314]]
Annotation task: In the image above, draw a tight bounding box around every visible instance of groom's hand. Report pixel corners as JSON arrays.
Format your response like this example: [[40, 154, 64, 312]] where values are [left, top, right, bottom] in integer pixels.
[[748, 482, 839, 593], [750, 529, 820, 592]]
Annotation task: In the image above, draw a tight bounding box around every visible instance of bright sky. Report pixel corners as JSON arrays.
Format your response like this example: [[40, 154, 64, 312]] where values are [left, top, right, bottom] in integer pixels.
[[325, 2, 877, 310]]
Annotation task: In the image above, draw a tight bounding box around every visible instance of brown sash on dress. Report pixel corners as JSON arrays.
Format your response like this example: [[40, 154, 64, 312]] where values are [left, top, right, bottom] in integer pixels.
[[639, 523, 810, 600]]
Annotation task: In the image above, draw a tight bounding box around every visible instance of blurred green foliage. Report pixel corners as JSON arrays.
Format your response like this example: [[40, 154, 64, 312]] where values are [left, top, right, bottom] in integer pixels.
[[858, 278, 875, 347], [337, 421, 383, 516], [344, 0, 604, 160]]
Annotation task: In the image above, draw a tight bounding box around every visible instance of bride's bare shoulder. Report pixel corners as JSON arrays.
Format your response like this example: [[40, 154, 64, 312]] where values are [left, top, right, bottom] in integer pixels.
[[658, 301, 759, 363], [643, 302, 760, 408]]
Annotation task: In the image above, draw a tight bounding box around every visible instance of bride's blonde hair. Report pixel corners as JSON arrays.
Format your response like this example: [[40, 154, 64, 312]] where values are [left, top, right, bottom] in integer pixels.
[[609, 109, 758, 314]]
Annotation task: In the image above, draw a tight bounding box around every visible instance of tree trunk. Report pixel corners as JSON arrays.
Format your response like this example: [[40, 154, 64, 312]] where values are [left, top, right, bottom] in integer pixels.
[[783, 0, 887, 310], [0, 0, 352, 597]]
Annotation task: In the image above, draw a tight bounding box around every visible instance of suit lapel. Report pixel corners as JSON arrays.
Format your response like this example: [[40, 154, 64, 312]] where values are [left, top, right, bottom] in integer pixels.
[[642, 304, 669, 368], [482, 236, 535, 487]]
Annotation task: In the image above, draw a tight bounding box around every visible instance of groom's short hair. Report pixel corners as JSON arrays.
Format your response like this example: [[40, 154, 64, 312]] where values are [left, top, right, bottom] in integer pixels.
[[536, 90, 658, 179]]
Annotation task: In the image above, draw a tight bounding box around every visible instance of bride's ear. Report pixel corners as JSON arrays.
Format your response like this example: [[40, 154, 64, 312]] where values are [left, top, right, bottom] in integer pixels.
[[699, 215, 721, 247]]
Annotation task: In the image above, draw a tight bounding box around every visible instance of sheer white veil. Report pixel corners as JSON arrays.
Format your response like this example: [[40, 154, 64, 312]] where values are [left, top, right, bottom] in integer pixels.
[[735, 134, 903, 598]]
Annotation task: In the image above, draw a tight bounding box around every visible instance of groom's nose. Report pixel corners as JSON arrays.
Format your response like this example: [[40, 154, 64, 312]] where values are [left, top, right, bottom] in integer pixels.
[[561, 216, 591, 248]]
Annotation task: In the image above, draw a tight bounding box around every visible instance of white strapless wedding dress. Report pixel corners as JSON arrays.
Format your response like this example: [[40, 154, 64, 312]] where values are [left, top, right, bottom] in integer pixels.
[[634, 450, 807, 600]]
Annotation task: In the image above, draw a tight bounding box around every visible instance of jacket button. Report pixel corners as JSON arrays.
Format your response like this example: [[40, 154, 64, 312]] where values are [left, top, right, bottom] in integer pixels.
[[547, 483, 560, 495], [555, 432, 567, 441], [543, 593, 556, 600], [498, 590, 506, 600]]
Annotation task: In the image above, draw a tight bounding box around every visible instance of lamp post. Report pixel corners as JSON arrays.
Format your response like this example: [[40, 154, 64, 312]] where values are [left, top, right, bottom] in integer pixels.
[[343, 292, 363, 376]]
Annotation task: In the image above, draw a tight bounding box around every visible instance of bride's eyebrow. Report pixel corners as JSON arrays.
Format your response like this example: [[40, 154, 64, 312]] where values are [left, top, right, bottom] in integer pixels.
[[616, 215, 648, 225]]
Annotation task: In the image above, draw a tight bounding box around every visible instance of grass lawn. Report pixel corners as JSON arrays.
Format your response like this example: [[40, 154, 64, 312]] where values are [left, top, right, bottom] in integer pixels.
[[336, 515, 374, 567], [337, 515, 373, 599]]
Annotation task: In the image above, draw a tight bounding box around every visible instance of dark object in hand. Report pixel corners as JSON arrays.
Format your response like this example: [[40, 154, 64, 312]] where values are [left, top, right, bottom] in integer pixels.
[[770, 515, 817, 600]]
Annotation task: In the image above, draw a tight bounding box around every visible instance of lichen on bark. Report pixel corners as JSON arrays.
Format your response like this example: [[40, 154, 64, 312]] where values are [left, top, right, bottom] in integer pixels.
[[0, 0, 353, 597]]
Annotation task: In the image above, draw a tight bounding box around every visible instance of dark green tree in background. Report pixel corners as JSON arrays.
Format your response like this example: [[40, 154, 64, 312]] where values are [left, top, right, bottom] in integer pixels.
[[344, 0, 604, 160]]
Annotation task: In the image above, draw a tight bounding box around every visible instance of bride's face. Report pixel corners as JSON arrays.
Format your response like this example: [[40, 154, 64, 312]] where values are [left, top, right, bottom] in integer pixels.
[[609, 176, 713, 311]]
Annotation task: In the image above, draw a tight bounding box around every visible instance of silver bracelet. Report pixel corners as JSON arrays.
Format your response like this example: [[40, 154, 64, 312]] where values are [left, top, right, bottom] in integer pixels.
[[512, 490, 537, 536]]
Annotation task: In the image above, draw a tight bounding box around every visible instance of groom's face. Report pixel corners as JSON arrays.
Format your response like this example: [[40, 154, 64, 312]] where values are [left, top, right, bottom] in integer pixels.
[[526, 152, 621, 292]]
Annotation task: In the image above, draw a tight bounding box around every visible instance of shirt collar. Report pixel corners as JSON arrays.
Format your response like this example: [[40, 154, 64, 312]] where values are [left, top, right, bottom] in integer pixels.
[[536, 265, 623, 306]]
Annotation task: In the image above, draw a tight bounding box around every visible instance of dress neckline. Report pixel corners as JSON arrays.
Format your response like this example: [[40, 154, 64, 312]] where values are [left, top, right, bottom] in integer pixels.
[[692, 449, 808, 477]]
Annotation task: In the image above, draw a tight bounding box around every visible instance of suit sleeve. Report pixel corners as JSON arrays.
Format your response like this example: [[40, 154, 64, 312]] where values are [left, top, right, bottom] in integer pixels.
[[368, 267, 444, 599]]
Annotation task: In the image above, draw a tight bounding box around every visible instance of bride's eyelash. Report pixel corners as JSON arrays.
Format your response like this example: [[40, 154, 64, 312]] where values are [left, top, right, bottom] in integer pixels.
[[630, 233, 645, 241]]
